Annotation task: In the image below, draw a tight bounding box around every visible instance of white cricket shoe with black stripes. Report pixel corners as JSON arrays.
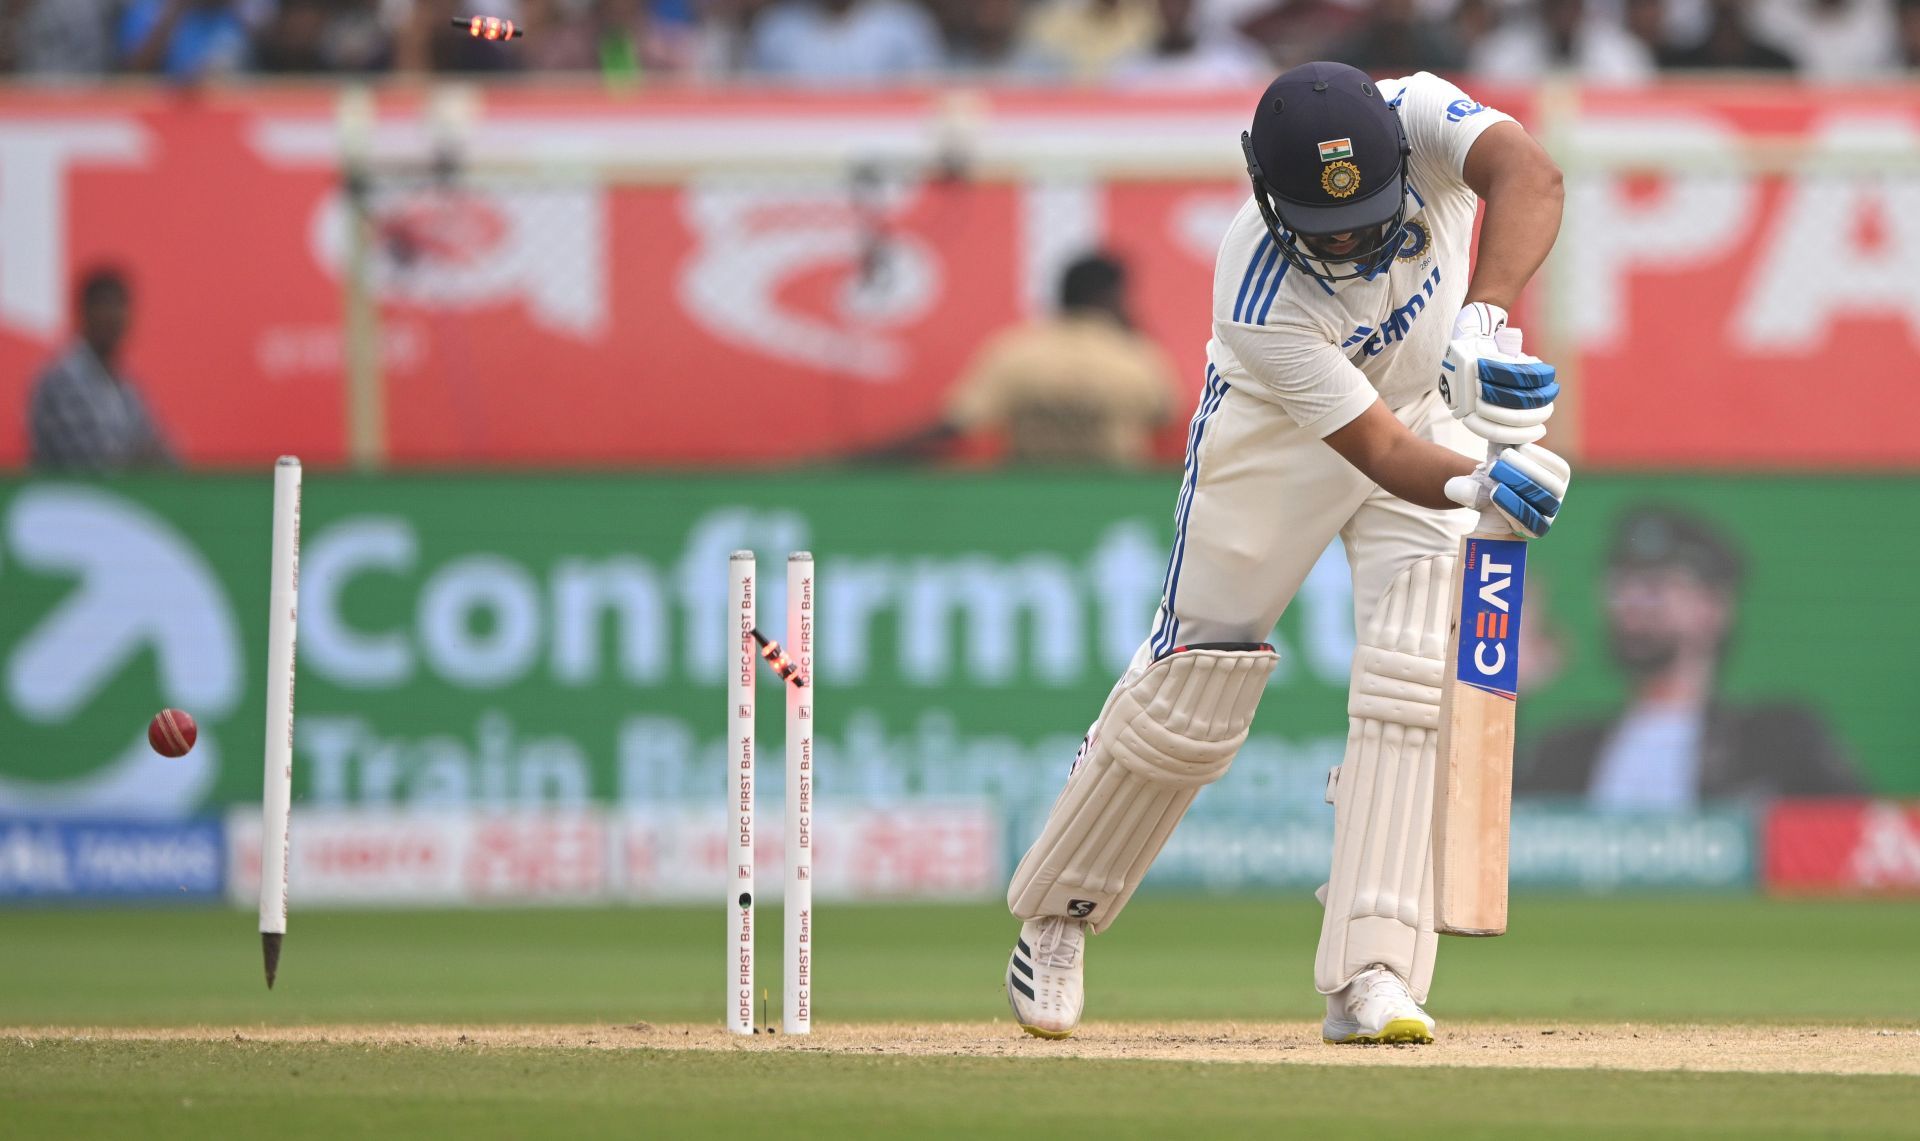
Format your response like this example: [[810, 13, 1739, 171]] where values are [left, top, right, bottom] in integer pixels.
[[1006, 916, 1086, 1039], [1322, 963, 1436, 1045]]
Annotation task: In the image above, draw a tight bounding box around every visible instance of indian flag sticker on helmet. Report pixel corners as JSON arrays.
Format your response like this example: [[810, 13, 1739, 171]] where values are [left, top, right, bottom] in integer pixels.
[[1318, 137, 1354, 162]]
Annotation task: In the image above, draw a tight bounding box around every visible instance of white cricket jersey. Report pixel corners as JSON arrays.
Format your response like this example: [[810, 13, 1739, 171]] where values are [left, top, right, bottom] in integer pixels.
[[1206, 72, 1516, 438]]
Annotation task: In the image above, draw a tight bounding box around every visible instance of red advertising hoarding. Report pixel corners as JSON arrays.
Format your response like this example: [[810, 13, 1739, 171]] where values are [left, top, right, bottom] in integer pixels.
[[1, 82, 1914, 469], [1572, 85, 1920, 468], [1765, 800, 1920, 895]]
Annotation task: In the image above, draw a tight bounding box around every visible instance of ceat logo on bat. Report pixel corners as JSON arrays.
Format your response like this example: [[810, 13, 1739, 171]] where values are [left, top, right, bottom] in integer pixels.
[[1455, 537, 1527, 699]]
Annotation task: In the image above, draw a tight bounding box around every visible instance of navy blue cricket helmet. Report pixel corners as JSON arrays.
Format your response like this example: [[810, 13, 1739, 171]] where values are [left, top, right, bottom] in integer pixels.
[[1240, 62, 1411, 282]]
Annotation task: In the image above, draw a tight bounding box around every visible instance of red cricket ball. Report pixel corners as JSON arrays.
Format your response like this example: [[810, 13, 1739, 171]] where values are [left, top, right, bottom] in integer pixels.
[[148, 709, 198, 758]]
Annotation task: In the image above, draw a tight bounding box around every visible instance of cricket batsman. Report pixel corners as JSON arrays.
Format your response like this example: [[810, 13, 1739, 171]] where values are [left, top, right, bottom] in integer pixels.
[[1004, 62, 1571, 1045]]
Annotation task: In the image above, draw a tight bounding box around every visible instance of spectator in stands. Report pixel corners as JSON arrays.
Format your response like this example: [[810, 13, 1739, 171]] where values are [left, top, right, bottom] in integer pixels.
[[0, 0, 117, 77], [1194, 0, 1274, 40], [318, 0, 394, 72], [1235, 0, 1365, 70], [1899, 0, 1920, 67], [1518, 506, 1863, 808], [1111, 0, 1269, 87], [522, 0, 698, 76], [120, 0, 252, 79], [1468, 0, 1656, 84], [746, 0, 945, 83], [934, 0, 1055, 75], [522, 0, 602, 70], [1020, 0, 1160, 82], [29, 268, 176, 473], [1451, 0, 1500, 53], [871, 252, 1178, 466], [1621, 0, 1683, 68], [686, 0, 770, 75], [1661, 0, 1794, 70], [253, 0, 331, 72], [1325, 0, 1466, 76], [1750, 0, 1898, 80], [620, 0, 702, 74]]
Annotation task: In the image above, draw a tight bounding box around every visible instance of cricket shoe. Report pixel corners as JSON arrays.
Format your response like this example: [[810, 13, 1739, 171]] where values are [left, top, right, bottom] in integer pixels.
[[1006, 916, 1086, 1039], [1322, 964, 1435, 1045]]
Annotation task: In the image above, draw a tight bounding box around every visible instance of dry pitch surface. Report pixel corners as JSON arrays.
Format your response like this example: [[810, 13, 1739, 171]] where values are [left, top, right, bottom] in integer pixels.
[[10, 905, 1920, 1138], [14, 1020, 1920, 1077]]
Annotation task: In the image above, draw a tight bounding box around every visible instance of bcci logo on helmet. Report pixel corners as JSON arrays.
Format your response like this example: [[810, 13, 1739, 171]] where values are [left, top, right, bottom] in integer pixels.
[[1320, 160, 1362, 199]]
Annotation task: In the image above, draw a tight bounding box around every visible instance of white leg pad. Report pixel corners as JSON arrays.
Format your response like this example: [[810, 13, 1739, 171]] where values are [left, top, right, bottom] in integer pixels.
[[1314, 554, 1453, 1003], [1008, 643, 1279, 934]]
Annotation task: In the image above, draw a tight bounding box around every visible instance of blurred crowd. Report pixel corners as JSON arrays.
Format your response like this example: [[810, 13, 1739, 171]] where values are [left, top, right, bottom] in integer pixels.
[[1, 0, 1917, 85]]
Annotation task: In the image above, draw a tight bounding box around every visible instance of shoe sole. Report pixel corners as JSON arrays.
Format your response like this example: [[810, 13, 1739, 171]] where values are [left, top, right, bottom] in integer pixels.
[[1323, 1017, 1434, 1045]]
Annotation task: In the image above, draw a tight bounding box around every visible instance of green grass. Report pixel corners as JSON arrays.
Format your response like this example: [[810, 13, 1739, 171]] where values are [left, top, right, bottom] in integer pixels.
[[3, 897, 1919, 1026], [6, 897, 1920, 1138], [5, 1041, 1920, 1141]]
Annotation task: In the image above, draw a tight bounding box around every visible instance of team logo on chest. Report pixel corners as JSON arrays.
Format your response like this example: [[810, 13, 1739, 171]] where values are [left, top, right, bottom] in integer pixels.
[[1320, 160, 1362, 199], [1395, 220, 1431, 262]]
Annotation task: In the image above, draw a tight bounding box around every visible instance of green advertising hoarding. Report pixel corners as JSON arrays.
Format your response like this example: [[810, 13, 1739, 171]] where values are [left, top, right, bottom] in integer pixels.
[[0, 472, 1343, 820], [0, 472, 1914, 830]]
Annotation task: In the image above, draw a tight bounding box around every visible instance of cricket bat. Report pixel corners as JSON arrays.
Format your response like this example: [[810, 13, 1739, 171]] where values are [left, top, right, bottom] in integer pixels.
[[1433, 453, 1531, 937]]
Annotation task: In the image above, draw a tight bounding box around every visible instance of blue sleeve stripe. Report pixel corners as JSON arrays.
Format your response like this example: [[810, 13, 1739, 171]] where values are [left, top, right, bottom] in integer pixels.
[[1255, 257, 1290, 324], [1232, 234, 1275, 323], [1242, 243, 1279, 325]]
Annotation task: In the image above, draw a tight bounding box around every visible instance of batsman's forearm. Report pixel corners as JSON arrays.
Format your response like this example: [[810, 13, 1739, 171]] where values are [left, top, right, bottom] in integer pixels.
[[1374, 437, 1479, 511], [1323, 401, 1477, 510], [1464, 170, 1563, 313]]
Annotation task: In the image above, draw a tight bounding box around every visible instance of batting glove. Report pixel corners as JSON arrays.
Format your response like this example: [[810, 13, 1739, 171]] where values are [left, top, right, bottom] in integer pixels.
[[1440, 304, 1558, 446], [1444, 442, 1572, 540]]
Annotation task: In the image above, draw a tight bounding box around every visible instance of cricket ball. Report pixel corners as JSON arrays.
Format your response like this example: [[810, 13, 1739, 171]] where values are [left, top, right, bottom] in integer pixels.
[[148, 709, 197, 758]]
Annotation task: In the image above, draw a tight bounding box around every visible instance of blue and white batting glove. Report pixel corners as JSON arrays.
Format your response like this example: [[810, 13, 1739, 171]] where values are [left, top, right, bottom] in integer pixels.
[[1440, 304, 1558, 446], [1444, 442, 1572, 539]]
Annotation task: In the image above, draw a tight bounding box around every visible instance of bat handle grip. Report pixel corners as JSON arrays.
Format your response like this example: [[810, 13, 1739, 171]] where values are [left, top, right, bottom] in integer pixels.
[[1474, 439, 1509, 537]]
